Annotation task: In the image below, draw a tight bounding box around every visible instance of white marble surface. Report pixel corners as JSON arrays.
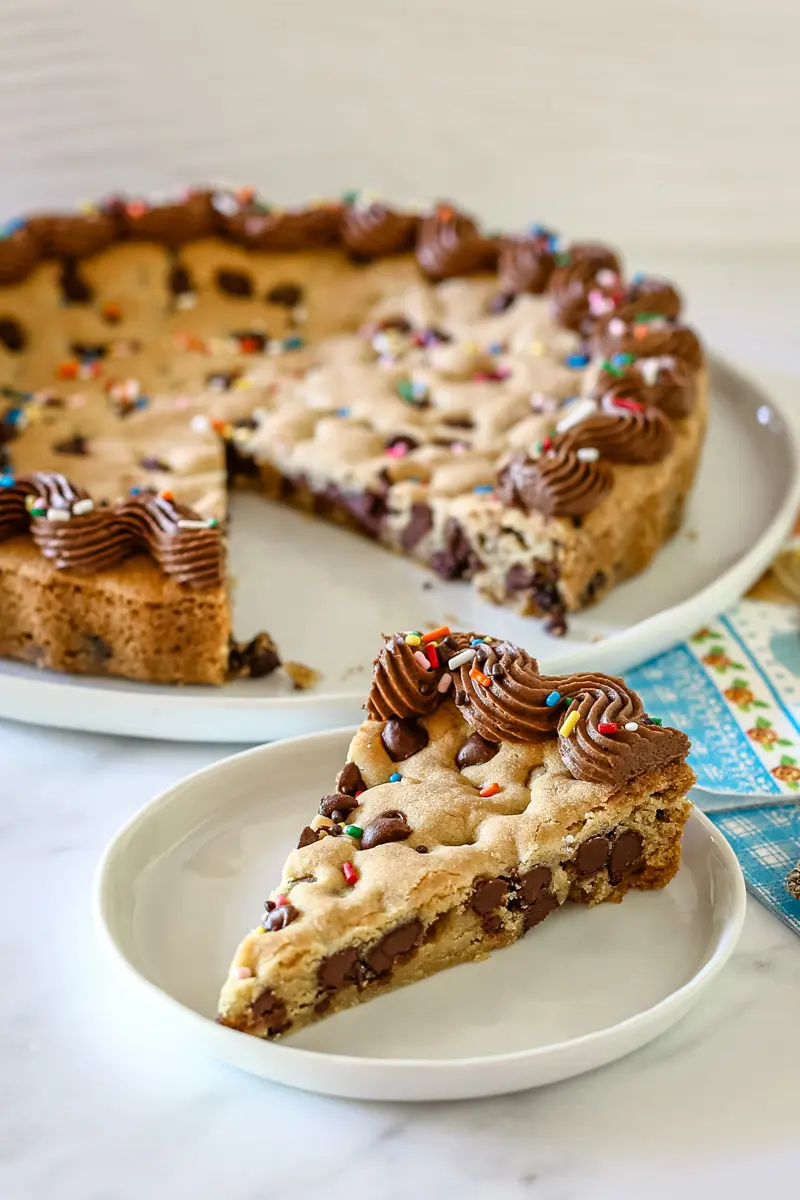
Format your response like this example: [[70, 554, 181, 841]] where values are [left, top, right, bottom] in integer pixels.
[[2, 253, 800, 1199]]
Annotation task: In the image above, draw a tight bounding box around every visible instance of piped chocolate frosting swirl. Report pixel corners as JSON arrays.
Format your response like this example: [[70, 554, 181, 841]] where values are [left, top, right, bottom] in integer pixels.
[[547, 242, 622, 330], [416, 205, 499, 280], [595, 319, 703, 370], [222, 199, 342, 251], [365, 631, 690, 787], [555, 408, 674, 465], [498, 233, 556, 294], [593, 361, 697, 421], [341, 202, 419, 259], [0, 473, 223, 588], [497, 447, 614, 518]]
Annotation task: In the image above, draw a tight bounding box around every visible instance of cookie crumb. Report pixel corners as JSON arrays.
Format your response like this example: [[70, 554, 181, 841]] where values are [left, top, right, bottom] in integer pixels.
[[284, 660, 321, 691]]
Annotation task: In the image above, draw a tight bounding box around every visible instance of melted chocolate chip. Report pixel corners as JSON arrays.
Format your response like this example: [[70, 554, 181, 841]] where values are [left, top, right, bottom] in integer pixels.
[[168, 262, 193, 296], [522, 893, 558, 930], [249, 988, 289, 1034], [336, 762, 365, 797], [360, 811, 412, 850], [471, 877, 508, 915], [400, 502, 433, 552], [0, 318, 26, 353], [216, 268, 254, 297], [264, 903, 299, 932], [59, 259, 93, 304], [441, 414, 474, 429], [138, 454, 169, 471], [381, 717, 429, 762], [53, 434, 89, 456], [415, 845, 429, 854], [575, 835, 610, 876], [430, 518, 482, 581], [227, 632, 281, 679], [608, 830, 644, 885], [456, 732, 500, 770], [266, 282, 303, 307], [364, 919, 423, 974], [317, 947, 359, 991], [319, 792, 359, 819], [296, 825, 319, 849], [519, 864, 553, 906]]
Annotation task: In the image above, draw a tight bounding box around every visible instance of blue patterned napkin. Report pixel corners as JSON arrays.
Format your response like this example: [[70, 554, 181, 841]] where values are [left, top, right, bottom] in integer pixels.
[[626, 599, 800, 935]]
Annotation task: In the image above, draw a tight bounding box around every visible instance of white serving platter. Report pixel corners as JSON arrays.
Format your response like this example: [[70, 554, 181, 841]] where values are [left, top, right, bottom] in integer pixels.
[[4, 355, 800, 742], [93, 728, 747, 1102]]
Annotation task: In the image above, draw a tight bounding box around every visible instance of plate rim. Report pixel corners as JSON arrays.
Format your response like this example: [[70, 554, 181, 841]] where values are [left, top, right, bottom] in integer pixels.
[[93, 727, 747, 1083], [8, 352, 800, 741]]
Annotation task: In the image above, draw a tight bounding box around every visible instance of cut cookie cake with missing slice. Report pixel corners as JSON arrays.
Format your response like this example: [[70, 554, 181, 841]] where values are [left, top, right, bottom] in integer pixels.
[[217, 626, 695, 1039], [0, 188, 707, 683]]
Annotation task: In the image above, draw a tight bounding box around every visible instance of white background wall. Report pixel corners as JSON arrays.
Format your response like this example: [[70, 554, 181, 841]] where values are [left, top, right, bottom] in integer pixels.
[[0, 0, 798, 251]]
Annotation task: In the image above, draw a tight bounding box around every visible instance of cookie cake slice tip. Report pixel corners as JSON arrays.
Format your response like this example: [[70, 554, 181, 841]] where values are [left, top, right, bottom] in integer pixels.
[[217, 626, 696, 1039]]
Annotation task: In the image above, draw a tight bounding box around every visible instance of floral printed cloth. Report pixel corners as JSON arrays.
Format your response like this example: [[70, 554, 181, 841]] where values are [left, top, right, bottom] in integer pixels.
[[627, 598, 800, 935]]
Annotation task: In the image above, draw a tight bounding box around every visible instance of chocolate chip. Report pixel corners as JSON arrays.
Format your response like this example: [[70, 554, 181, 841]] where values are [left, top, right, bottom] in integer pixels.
[[317, 947, 359, 991], [381, 717, 429, 762], [168, 262, 193, 296], [364, 919, 423, 974], [360, 811, 412, 850], [415, 845, 429, 854], [319, 792, 359, 819], [575, 835, 610, 876], [266, 282, 303, 306], [244, 633, 280, 677], [0, 318, 26, 353], [489, 291, 515, 314], [471, 877, 508, 915], [519, 864, 553, 906], [83, 634, 112, 665], [138, 455, 169, 471], [53, 435, 89, 456], [483, 914, 504, 936], [608, 830, 644, 885], [400, 502, 433, 552], [522, 893, 558, 930], [297, 825, 319, 849], [216, 268, 254, 297], [264, 903, 299, 932], [655, 808, 667, 822], [325, 823, 343, 837], [314, 996, 331, 1015], [456, 732, 500, 770], [491, 664, 505, 679], [264, 900, 276, 913], [59, 259, 93, 303], [545, 612, 568, 637], [441, 414, 474, 429], [430, 518, 482, 581], [249, 989, 289, 1035], [455, 690, 468, 707], [334, 770, 364, 802], [505, 564, 536, 593]]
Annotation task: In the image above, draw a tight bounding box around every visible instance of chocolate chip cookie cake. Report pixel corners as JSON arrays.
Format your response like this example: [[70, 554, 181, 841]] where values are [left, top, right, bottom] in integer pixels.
[[0, 188, 707, 684], [217, 627, 695, 1038]]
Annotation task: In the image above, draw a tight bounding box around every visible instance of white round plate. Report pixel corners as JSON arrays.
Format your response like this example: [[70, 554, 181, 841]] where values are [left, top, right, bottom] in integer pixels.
[[94, 728, 746, 1102], [6, 355, 800, 742]]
